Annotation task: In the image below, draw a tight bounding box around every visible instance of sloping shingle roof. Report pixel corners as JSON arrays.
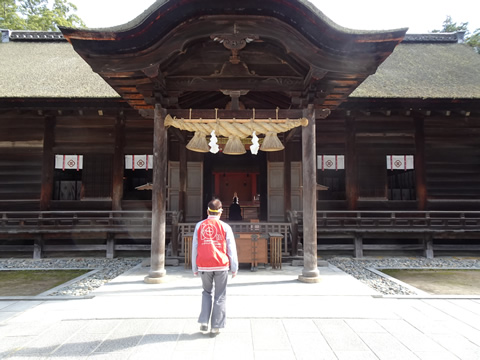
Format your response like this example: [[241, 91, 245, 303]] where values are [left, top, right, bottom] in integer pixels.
[[1, 33, 480, 100], [0, 41, 119, 98], [351, 42, 480, 99]]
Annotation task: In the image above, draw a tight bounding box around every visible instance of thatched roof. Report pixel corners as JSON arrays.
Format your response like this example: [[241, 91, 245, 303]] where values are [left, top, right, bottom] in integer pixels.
[[1, 32, 480, 100], [0, 41, 119, 98], [351, 42, 480, 99]]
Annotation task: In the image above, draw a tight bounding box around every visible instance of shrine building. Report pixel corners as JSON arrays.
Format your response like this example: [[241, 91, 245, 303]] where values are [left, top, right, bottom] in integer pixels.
[[1, 0, 479, 281]]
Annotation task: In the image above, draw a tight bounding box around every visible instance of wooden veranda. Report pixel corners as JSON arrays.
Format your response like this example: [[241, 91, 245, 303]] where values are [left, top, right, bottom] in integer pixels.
[[2, 210, 479, 261]]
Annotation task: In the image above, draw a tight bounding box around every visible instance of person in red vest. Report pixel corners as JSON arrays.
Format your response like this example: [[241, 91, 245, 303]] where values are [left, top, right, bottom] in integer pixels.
[[192, 198, 238, 336]]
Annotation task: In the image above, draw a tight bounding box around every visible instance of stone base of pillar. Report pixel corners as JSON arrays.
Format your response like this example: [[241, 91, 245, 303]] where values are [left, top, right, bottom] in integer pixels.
[[298, 267, 320, 283], [298, 275, 321, 283], [144, 269, 167, 284], [144, 275, 168, 284]]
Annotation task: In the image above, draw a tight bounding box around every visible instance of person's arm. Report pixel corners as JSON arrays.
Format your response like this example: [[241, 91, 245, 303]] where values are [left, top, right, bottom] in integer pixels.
[[191, 222, 201, 275], [224, 223, 238, 276]]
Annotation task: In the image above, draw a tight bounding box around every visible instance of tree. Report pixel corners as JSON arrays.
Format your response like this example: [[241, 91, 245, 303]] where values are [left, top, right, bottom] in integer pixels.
[[0, 0, 27, 29], [467, 29, 480, 54], [432, 15, 480, 54], [0, 0, 84, 31], [432, 15, 468, 34]]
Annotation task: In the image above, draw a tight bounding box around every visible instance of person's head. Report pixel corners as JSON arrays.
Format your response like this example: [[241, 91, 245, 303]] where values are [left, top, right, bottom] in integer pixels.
[[207, 199, 223, 216]]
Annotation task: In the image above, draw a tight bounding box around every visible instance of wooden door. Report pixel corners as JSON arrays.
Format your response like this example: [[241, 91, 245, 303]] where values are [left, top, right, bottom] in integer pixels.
[[267, 161, 302, 221], [169, 161, 203, 221]]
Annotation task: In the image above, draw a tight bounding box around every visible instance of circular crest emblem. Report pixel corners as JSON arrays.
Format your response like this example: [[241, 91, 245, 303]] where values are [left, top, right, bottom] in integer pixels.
[[201, 224, 217, 240]]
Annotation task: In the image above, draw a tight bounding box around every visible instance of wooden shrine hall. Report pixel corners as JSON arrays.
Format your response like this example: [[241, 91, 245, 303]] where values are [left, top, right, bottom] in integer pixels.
[[1, 0, 480, 281]]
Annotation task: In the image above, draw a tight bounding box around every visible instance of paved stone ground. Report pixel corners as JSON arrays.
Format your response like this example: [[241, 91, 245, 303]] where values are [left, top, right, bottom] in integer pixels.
[[1, 264, 480, 359]]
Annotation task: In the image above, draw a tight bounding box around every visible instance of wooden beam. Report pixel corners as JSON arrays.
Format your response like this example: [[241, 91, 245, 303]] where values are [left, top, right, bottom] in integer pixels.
[[168, 108, 306, 120], [284, 128, 298, 143], [283, 142, 293, 252], [40, 116, 55, 211], [112, 114, 125, 211], [177, 140, 187, 256], [166, 77, 304, 92], [0, 141, 43, 148], [345, 116, 358, 210], [414, 116, 427, 210], [169, 127, 186, 143]]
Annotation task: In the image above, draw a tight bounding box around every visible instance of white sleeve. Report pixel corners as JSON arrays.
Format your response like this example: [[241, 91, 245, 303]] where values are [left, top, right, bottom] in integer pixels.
[[223, 223, 238, 273], [191, 222, 201, 273]]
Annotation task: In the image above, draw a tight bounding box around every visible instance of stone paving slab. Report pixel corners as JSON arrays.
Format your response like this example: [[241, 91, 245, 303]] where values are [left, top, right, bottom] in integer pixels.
[[1, 264, 480, 359], [1, 317, 479, 359]]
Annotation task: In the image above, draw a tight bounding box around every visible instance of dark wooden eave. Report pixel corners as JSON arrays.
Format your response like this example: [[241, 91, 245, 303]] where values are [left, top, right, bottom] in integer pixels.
[[60, 0, 407, 114]]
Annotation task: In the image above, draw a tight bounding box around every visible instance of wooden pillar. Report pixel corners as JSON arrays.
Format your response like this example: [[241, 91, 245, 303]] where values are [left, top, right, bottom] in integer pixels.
[[145, 105, 168, 283], [33, 235, 43, 260], [283, 142, 293, 252], [40, 116, 55, 211], [299, 105, 320, 282], [106, 233, 115, 259], [251, 174, 257, 201], [414, 117, 427, 210], [179, 141, 187, 213], [423, 233, 433, 259], [214, 173, 221, 196], [354, 234, 363, 258], [112, 113, 125, 211], [175, 141, 187, 255], [345, 115, 358, 210]]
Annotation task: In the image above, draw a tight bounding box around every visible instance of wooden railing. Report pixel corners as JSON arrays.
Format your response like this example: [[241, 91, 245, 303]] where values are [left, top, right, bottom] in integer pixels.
[[5, 209, 477, 259], [178, 221, 291, 255], [0, 210, 182, 259], [288, 210, 480, 258], [289, 210, 480, 230]]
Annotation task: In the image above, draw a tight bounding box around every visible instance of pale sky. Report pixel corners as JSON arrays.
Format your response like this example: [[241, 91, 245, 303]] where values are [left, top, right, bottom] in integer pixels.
[[73, 0, 480, 34]]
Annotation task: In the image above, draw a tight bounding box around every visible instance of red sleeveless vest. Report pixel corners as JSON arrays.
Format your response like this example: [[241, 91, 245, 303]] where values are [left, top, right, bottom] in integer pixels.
[[196, 217, 230, 271]]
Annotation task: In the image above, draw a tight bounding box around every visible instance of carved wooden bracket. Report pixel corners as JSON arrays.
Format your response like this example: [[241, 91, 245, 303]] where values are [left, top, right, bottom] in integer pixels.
[[210, 25, 259, 64]]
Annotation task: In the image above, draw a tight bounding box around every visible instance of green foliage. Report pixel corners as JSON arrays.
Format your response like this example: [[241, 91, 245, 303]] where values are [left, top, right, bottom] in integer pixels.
[[467, 28, 480, 54], [432, 15, 480, 54], [0, 0, 85, 31], [432, 15, 468, 33], [0, 0, 26, 29]]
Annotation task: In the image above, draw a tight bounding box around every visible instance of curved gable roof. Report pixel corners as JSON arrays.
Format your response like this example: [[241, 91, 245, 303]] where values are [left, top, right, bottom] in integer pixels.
[[58, 0, 406, 111]]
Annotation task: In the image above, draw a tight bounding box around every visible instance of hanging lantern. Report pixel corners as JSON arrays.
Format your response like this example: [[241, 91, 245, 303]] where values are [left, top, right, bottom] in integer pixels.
[[186, 131, 209, 153], [223, 135, 246, 155], [260, 132, 284, 151]]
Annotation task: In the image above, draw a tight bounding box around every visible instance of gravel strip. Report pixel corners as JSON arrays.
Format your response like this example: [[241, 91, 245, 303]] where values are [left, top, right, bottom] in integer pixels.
[[328, 257, 480, 295], [1, 256, 479, 297], [0, 258, 143, 297]]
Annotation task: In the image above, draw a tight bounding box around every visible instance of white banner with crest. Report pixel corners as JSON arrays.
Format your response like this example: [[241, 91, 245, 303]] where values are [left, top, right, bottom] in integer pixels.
[[386, 155, 414, 170], [55, 155, 83, 170], [317, 155, 345, 170], [125, 155, 153, 170]]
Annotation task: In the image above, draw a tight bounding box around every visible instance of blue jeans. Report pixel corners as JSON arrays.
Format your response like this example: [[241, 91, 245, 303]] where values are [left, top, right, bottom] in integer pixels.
[[198, 271, 228, 328]]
